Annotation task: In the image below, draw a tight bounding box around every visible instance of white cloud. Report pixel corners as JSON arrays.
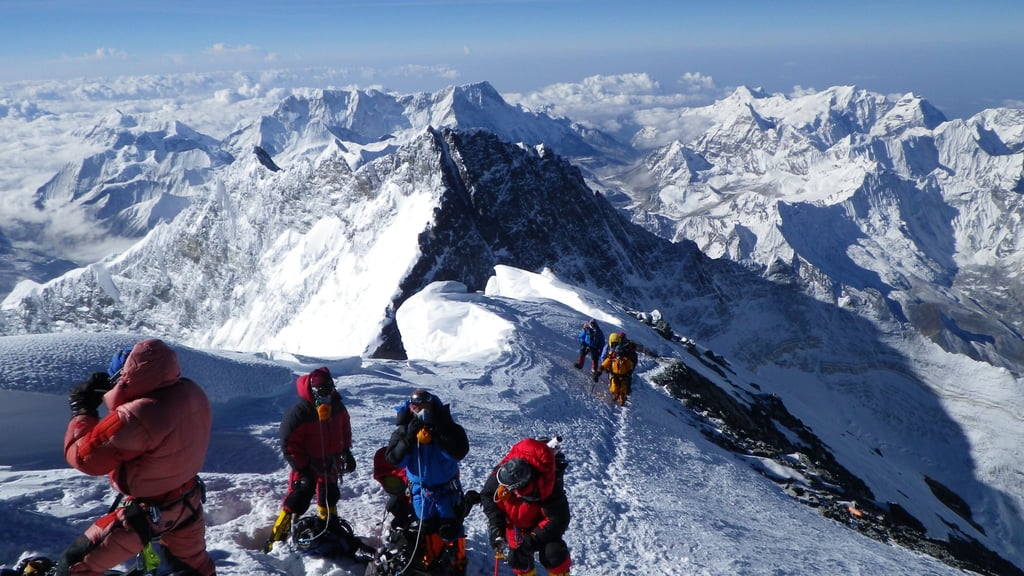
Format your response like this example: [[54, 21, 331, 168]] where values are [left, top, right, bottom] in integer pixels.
[[62, 47, 129, 63], [392, 64, 461, 81], [789, 85, 820, 98], [506, 72, 728, 147], [678, 71, 716, 93], [205, 43, 261, 56], [212, 88, 244, 105]]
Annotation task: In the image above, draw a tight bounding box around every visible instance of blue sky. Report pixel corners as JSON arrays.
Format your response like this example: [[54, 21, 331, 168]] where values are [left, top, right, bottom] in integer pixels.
[[2, 0, 1023, 118]]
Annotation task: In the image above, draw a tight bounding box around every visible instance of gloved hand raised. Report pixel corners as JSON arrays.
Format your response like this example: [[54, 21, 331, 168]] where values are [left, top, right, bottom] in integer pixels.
[[405, 418, 424, 441], [340, 449, 357, 474], [68, 372, 112, 418]]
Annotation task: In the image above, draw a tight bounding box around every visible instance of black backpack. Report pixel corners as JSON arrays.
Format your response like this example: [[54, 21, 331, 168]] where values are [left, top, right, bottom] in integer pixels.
[[292, 515, 373, 562]]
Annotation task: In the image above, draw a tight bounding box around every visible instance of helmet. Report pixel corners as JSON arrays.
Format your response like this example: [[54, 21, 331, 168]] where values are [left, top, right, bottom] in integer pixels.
[[410, 388, 433, 407], [618, 332, 627, 341], [608, 333, 620, 346], [496, 458, 533, 491]]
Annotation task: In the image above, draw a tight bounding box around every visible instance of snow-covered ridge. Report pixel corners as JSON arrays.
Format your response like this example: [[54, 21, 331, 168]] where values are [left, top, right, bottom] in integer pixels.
[[0, 122, 692, 363]]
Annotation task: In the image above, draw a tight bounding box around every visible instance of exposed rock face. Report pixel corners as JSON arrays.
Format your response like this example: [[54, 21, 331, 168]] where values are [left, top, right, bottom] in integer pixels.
[[650, 354, 1021, 576]]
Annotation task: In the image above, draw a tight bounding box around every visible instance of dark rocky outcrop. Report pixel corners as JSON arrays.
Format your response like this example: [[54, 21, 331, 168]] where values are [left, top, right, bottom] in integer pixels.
[[651, 356, 1022, 576]]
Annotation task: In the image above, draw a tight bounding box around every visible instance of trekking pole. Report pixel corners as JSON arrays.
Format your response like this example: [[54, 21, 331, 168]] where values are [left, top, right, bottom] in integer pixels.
[[493, 554, 501, 576]]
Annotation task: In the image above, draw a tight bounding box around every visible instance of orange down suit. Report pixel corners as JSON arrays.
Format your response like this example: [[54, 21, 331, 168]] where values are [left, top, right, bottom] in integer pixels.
[[62, 339, 215, 576]]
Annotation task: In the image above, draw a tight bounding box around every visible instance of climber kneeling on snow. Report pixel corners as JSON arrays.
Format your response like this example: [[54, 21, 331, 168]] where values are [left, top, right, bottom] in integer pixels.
[[481, 437, 571, 576], [266, 366, 356, 551], [385, 388, 471, 574]]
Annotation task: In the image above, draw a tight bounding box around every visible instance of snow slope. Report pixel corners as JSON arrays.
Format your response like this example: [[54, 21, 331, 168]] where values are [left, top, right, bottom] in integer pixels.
[[0, 266, 969, 575]]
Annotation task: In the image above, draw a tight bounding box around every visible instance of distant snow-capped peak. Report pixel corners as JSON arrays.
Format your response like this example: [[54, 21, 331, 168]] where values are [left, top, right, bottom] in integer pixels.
[[626, 84, 1024, 373]]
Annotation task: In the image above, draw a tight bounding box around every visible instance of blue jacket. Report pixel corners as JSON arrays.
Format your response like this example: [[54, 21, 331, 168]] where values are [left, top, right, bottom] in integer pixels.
[[578, 324, 604, 349], [385, 396, 469, 521]]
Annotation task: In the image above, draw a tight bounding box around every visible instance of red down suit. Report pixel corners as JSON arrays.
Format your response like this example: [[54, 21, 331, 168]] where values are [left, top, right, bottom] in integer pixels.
[[481, 438, 571, 575], [63, 338, 215, 576], [279, 368, 353, 513]]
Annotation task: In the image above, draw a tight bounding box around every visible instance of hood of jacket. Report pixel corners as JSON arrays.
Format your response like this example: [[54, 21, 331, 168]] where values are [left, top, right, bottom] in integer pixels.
[[295, 366, 333, 403], [104, 339, 180, 410], [499, 437, 557, 501]]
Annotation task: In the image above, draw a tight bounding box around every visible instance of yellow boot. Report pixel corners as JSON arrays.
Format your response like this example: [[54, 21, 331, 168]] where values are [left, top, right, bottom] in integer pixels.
[[264, 510, 292, 551], [549, 572, 570, 576], [318, 505, 342, 530]]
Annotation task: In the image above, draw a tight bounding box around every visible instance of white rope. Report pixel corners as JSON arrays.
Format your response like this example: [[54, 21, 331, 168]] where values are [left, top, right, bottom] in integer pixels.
[[296, 405, 336, 545]]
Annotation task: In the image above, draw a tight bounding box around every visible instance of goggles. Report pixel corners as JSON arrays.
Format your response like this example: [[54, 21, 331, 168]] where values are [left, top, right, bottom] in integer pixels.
[[108, 368, 123, 389], [497, 475, 528, 492], [409, 390, 431, 409], [314, 385, 334, 421], [313, 383, 334, 403]]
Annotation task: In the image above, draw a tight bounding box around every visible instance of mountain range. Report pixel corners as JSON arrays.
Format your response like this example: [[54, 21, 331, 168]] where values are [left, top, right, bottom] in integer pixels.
[[2, 77, 1024, 573]]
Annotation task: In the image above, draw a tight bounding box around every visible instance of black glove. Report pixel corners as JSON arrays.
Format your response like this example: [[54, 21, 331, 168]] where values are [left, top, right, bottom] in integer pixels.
[[68, 372, 111, 417], [519, 531, 540, 553], [341, 449, 357, 474], [405, 418, 424, 441], [489, 526, 508, 558]]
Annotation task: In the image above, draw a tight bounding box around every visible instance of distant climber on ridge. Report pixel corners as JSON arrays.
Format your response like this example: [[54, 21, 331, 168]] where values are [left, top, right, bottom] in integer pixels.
[[600, 332, 638, 406], [573, 319, 605, 382]]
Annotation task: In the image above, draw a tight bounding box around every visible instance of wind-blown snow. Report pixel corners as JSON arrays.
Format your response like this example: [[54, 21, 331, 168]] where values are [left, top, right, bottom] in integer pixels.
[[0, 266, 969, 575]]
